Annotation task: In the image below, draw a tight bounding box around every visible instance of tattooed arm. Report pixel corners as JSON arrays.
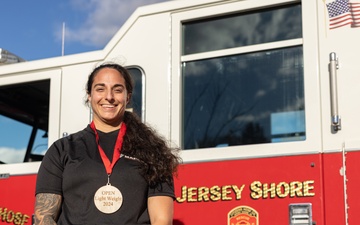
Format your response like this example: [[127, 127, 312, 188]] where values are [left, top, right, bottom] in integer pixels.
[[34, 193, 62, 225]]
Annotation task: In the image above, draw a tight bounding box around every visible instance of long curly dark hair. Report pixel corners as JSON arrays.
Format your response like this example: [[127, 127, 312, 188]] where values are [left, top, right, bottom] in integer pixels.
[[86, 62, 181, 186], [122, 111, 181, 186]]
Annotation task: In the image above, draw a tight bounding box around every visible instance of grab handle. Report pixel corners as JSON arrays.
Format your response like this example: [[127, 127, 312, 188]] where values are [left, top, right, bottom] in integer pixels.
[[329, 52, 341, 131]]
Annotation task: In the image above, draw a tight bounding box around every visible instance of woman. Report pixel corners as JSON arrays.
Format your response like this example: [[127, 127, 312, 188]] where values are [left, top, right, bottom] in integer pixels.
[[34, 63, 181, 225]]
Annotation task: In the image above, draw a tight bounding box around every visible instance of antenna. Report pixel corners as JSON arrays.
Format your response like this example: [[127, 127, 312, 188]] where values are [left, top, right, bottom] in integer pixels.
[[62, 22, 65, 56]]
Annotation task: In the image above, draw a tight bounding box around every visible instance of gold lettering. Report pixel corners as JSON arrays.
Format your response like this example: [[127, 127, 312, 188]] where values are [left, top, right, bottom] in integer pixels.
[[210, 186, 221, 201], [6, 210, 14, 223], [0, 208, 29, 225], [250, 180, 315, 200], [276, 182, 289, 198], [198, 187, 209, 202], [263, 183, 276, 198], [303, 180, 315, 196], [232, 185, 245, 200], [14, 212, 23, 225], [21, 214, 30, 225], [187, 187, 197, 202], [176, 186, 187, 203], [0, 208, 7, 221], [175, 180, 315, 203], [290, 181, 303, 197], [250, 181, 262, 199], [221, 185, 232, 201]]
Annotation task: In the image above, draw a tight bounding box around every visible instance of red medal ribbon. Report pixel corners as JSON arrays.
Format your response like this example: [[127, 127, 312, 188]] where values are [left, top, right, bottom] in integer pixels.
[[90, 121, 127, 175]]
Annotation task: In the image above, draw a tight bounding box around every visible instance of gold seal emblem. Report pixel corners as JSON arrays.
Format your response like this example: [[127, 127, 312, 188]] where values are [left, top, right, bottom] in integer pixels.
[[228, 206, 259, 225]]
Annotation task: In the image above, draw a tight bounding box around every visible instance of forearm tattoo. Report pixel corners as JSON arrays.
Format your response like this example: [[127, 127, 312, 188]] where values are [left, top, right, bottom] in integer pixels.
[[34, 193, 62, 225]]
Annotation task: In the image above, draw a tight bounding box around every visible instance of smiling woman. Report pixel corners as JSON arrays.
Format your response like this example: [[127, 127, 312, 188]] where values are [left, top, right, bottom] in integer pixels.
[[34, 62, 181, 225], [87, 65, 131, 132]]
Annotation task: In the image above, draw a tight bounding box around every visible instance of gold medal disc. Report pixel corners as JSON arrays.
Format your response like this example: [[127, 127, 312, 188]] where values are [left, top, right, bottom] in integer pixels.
[[94, 184, 123, 214]]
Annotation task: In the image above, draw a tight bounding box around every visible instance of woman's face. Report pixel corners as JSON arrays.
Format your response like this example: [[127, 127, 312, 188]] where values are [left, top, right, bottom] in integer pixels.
[[88, 68, 129, 127]]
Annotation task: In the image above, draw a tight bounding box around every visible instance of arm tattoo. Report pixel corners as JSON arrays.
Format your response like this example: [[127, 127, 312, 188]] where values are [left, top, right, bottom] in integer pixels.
[[34, 193, 62, 225]]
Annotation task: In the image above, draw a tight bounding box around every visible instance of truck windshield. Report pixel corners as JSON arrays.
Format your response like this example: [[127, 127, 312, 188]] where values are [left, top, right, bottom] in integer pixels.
[[0, 80, 49, 164]]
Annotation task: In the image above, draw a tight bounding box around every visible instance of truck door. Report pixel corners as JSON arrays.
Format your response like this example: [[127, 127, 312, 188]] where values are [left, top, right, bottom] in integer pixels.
[[171, 0, 324, 224], [0, 68, 61, 225]]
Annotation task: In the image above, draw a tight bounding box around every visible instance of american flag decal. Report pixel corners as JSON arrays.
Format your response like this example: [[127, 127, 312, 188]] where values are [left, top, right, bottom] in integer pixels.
[[326, 0, 360, 29]]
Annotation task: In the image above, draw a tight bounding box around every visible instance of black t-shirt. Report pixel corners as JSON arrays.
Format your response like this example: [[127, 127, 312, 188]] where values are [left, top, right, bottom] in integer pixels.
[[36, 125, 174, 225]]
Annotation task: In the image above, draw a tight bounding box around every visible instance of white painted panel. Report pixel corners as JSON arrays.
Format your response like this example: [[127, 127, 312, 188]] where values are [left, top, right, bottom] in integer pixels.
[[106, 13, 173, 140], [60, 63, 95, 137], [317, 0, 360, 152]]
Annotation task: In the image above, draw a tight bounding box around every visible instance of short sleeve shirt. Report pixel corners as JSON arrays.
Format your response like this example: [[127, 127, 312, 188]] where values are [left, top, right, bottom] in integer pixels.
[[36, 125, 174, 225]]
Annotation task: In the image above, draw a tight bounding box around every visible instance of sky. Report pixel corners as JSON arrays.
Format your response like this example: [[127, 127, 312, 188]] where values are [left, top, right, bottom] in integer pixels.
[[0, 0, 171, 163], [0, 0, 170, 61]]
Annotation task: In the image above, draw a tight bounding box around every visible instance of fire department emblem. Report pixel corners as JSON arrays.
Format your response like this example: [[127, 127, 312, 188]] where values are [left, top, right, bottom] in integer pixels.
[[228, 206, 259, 225]]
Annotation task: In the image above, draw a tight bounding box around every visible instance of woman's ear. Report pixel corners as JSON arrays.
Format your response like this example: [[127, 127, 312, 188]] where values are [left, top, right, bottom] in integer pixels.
[[126, 93, 132, 104]]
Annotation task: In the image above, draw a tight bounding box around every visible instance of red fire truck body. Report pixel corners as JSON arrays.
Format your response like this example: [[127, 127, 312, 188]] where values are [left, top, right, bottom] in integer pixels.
[[1, 0, 360, 224]]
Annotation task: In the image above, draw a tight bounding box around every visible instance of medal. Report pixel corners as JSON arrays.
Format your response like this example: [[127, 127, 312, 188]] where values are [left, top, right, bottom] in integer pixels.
[[91, 121, 127, 214], [94, 183, 123, 214]]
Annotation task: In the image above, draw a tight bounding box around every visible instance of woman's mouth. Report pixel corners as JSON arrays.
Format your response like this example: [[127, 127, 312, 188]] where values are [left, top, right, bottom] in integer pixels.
[[101, 104, 117, 109]]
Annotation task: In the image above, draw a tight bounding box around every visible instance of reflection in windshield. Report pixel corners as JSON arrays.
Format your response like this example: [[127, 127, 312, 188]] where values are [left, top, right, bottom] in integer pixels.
[[0, 80, 50, 164], [0, 115, 48, 164], [182, 47, 305, 149], [183, 4, 302, 55]]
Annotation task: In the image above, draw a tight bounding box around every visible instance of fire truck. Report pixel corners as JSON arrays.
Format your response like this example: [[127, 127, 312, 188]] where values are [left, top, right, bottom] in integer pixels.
[[1, 0, 360, 224]]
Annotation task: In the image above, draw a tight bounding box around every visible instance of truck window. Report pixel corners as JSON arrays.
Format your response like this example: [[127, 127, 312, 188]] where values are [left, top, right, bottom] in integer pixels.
[[0, 80, 50, 163], [182, 3, 304, 149], [127, 67, 144, 120]]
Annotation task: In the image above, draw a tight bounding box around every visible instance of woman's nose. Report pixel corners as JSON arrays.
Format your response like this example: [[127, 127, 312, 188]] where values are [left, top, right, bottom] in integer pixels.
[[105, 90, 114, 101]]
